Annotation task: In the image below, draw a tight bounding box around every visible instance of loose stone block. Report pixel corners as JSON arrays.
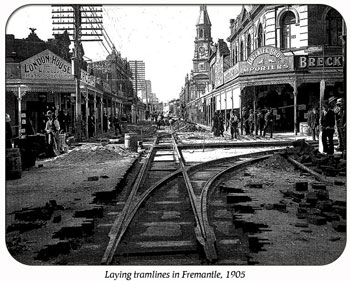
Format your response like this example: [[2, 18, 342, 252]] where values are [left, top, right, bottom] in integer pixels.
[[249, 183, 263, 189], [226, 194, 251, 204], [332, 220, 346, 232], [273, 203, 287, 211], [311, 182, 327, 190], [295, 222, 309, 228], [322, 212, 340, 222], [295, 182, 308, 192], [316, 200, 333, 212], [307, 215, 327, 225], [305, 192, 318, 206], [315, 189, 329, 200]]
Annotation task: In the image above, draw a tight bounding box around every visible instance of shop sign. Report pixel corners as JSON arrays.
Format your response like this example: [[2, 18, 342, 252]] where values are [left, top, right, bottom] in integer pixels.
[[241, 46, 293, 75], [295, 55, 343, 69], [80, 69, 96, 87], [224, 64, 239, 83], [21, 49, 73, 80]]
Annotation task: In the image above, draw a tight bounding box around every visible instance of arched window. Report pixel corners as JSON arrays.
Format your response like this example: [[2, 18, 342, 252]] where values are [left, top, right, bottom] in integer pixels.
[[326, 9, 342, 46], [240, 41, 244, 61], [199, 29, 204, 38], [257, 24, 264, 47], [281, 11, 296, 49], [247, 34, 252, 57]]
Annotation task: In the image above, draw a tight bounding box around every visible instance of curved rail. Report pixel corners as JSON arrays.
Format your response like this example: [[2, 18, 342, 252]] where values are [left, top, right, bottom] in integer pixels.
[[101, 134, 297, 265]]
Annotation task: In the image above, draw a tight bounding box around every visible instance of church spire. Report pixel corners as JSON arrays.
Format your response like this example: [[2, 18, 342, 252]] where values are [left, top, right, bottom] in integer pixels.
[[197, 4, 211, 26]]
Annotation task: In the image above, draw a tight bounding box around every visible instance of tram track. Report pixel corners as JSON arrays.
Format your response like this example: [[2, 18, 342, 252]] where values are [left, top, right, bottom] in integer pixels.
[[101, 132, 291, 265]]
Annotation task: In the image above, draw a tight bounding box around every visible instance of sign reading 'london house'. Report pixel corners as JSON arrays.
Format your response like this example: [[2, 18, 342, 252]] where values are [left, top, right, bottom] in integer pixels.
[[21, 49, 73, 80], [241, 46, 293, 75]]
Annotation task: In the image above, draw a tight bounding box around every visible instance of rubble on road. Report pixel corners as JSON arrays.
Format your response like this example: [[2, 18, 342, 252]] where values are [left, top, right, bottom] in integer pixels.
[[172, 119, 208, 132], [49, 143, 137, 165], [283, 139, 346, 178], [256, 153, 294, 172]]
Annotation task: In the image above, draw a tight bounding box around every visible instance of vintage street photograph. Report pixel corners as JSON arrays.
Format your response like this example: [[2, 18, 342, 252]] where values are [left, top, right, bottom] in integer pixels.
[[3, 0, 348, 279]]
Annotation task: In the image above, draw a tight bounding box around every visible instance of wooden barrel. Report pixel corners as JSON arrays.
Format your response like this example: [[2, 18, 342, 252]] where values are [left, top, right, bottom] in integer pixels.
[[6, 148, 22, 179]]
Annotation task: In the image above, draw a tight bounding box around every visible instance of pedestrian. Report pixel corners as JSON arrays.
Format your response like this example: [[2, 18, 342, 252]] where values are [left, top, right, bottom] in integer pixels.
[[256, 109, 265, 136], [248, 109, 254, 136], [157, 114, 162, 129], [45, 110, 60, 156], [320, 101, 335, 155], [333, 98, 345, 152], [263, 108, 274, 138], [307, 107, 319, 141], [6, 113, 13, 148], [113, 115, 122, 136], [242, 107, 250, 135], [219, 112, 225, 137], [212, 111, 220, 137], [103, 113, 108, 132], [229, 110, 239, 139], [88, 113, 95, 138]]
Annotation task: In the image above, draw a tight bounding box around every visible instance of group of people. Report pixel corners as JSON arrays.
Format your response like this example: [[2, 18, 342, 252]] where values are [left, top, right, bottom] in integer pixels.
[[308, 97, 346, 155], [212, 107, 274, 139]]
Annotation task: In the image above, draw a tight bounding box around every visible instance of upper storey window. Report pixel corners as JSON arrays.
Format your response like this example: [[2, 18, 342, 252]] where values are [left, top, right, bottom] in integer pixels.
[[257, 24, 264, 47], [281, 11, 296, 49], [326, 9, 342, 46], [247, 34, 252, 57]]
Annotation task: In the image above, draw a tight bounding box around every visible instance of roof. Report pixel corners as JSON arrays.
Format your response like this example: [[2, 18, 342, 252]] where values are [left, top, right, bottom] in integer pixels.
[[197, 5, 211, 26]]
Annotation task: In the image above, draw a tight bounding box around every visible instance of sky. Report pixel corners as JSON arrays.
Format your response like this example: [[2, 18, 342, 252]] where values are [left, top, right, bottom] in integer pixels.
[[5, 4, 242, 103]]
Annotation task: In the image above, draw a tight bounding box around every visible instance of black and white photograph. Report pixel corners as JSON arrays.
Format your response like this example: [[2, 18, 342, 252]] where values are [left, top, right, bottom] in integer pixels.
[[2, 0, 348, 280]]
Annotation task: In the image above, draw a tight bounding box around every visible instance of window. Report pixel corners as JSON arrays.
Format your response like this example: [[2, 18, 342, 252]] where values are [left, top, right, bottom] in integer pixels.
[[258, 24, 264, 47], [232, 48, 235, 66], [247, 34, 252, 57], [240, 41, 244, 61], [326, 9, 342, 46], [281, 11, 296, 49]]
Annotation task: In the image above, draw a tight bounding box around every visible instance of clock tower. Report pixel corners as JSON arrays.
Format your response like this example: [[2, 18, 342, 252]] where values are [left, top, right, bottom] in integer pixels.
[[192, 5, 212, 96]]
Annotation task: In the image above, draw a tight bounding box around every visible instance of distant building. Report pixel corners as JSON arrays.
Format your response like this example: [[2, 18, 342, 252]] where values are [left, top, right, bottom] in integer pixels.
[[129, 60, 146, 97]]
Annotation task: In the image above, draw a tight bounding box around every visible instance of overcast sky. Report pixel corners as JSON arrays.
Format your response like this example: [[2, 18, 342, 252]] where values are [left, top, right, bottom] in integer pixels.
[[6, 4, 241, 102]]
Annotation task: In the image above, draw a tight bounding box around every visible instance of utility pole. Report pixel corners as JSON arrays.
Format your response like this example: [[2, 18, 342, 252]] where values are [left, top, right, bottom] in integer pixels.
[[52, 5, 102, 141]]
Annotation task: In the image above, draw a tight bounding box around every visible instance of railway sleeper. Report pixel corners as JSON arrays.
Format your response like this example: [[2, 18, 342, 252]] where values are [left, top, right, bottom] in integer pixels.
[[116, 240, 198, 256]]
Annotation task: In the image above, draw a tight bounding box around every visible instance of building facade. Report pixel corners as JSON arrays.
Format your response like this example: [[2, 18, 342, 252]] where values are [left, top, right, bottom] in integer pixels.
[[6, 29, 142, 139], [184, 4, 345, 134]]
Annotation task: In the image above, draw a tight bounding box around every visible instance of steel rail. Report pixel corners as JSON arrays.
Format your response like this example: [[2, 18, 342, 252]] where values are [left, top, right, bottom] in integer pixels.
[[171, 134, 218, 263], [101, 135, 160, 265]]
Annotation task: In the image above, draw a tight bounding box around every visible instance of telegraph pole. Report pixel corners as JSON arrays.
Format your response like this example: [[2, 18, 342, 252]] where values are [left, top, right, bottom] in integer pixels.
[[73, 5, 82, 141], [52, 5, 102, 141]]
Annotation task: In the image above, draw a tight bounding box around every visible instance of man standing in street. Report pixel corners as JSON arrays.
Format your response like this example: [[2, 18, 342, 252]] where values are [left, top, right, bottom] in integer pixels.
[[334, 98, 345, 152], [307, 107, 319, 141], [320, 101, 335, 155], [263, 108, 274, 138]]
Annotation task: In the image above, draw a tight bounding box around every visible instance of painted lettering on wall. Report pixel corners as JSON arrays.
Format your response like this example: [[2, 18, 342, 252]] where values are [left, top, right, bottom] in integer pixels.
[[296, 56, 343, 69], [21, 49, 73, 80], [247, 46, 285, 66]]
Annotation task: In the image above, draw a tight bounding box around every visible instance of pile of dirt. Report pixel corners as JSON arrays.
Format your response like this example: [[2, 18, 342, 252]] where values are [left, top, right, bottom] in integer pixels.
[[173, 120, 207, 132], [256, 153, 294, 171], [50, 143, 136, 165]]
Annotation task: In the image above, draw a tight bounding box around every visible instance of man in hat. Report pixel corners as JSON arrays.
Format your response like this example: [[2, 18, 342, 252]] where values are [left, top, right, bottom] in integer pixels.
[[45, 110, 60, 156], [334, 98, 345, 152], [328, 96, 337, 106], [320, 101, 335, 155]]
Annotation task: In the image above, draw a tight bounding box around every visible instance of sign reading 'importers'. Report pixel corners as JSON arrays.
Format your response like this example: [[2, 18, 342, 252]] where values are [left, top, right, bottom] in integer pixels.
[[241, 46, 293, 75], [21, 49, 73, 80]]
